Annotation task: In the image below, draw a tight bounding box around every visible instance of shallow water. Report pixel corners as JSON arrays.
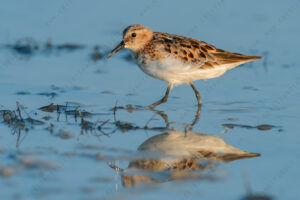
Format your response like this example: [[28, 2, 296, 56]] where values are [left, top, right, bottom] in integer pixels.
[[1, 1, 300, 200]]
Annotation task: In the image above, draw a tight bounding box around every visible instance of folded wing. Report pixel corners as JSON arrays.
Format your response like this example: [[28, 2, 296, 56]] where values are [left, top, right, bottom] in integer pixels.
[[153, 32, 261, 70]]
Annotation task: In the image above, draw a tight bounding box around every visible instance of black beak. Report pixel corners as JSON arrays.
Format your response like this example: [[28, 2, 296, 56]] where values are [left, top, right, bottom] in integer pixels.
[[106, 41, 125, 58]]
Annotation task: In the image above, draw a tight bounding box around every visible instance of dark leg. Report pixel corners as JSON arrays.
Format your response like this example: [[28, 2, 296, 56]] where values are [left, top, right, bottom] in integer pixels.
[[189, 83, 201, 105], [149, 84, 172, 108]]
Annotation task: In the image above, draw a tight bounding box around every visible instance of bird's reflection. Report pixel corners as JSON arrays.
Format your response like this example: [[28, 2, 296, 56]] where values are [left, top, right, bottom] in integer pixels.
[[109, 105, 260, 187]]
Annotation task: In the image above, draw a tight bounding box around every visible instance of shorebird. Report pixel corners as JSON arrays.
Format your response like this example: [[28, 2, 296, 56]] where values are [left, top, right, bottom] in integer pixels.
[[107, 24, 261, 107]]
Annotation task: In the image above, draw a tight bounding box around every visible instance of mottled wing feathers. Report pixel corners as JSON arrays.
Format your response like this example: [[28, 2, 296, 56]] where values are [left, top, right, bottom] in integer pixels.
[[210, 51, 261, 65], [151, 32, 261, 69], [152, 32, 213, 65]]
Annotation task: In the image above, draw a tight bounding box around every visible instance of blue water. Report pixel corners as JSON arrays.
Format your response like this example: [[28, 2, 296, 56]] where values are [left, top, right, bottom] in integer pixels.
[[1, 1, 300, 199]]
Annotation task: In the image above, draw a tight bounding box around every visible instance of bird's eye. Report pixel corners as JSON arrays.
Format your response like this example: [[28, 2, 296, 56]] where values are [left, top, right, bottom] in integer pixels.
[[131, 33, 136, 37]]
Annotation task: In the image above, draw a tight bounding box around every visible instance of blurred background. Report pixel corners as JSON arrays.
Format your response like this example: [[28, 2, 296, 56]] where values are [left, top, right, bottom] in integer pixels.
[[0, 1, 299, 200]]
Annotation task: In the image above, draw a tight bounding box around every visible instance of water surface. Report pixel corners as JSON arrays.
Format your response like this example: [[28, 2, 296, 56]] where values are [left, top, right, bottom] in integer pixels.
[[1, 1, 300, 200]]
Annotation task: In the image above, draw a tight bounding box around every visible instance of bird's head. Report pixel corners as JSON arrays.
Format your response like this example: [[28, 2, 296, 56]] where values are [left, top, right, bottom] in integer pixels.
[[107, 24, 153, 58]]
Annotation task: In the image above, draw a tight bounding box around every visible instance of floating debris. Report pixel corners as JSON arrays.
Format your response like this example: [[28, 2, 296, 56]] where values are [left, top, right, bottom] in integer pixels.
[[95, 153, 105, 160], [0, 153, 57, 178], [4, 38, 85, 58], [39, 103, 66, 113], [242, 194, 272, 200], [1, 110, 17, 122], [0, 166, 14, 177], [91, 45, 103, 62], [243, 86, 259, 91], [114, 121, 139, 132], [101, 90, 114, 94], [39, 103, 93, 119], [56, 43, 84, 51], [36, 92, 58, 98], [113, 104, 143, 113], [58, 131, 73, 139], [226, 117, 239, 121], [42, 115, 51, 121], [221, 123, 279, 133], [15, 91, 31, 95], [18, 156, 56, 170], [8, 38, 39, 55], [0, 102, 45, 147], [256, 124, 275, 131]]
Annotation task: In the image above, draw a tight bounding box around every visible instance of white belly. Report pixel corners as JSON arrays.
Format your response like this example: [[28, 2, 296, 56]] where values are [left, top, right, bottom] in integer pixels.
[[137, 56, 228, 85]]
